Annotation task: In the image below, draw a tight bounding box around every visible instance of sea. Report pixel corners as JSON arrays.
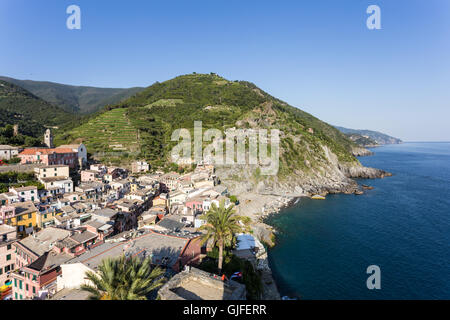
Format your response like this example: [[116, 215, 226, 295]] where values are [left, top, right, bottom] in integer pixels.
[[266, 142, 450, 299]]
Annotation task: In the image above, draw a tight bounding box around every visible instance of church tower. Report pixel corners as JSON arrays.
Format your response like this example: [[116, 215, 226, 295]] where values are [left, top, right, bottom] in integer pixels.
[[44, 129, 53, 148]]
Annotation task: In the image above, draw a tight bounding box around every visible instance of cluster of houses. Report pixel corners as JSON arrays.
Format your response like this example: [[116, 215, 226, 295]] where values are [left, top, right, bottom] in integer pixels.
[[0, 135, 245, 300]]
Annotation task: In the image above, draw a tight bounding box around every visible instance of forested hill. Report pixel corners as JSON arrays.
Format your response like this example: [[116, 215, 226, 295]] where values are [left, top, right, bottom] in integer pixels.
[[56, 73, 361, 176], [0, 80, 74, 140], [0, 76, 145, 114]]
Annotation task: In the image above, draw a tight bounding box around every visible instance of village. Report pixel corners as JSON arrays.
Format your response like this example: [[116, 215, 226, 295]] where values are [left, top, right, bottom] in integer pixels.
[[0, 129, 272, 301]]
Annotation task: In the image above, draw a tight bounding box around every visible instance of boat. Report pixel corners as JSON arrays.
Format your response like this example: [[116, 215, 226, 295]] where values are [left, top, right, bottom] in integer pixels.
[[362, 184, 374, 190], [311, 195, 326, 200]]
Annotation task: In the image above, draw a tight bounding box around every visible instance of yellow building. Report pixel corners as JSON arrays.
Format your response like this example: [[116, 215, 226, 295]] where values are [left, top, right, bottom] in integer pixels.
[[7, 201, 38, 238], [130, 182, 140, 193], [36, 209, 60, 228], [153, 195, 168, 208]]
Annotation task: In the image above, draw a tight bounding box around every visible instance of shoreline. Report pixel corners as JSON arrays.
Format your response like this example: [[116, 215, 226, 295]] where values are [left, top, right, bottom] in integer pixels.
[[244, 151, 392, 299], [218, 146, 392, 299]]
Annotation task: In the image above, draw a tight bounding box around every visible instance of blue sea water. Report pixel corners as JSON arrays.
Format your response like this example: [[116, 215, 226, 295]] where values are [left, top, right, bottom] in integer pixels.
[[266, 142, 450, 299]]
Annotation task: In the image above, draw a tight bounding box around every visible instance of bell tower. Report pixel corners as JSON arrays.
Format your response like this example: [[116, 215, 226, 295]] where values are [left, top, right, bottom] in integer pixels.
[[44, 129, 53, 148]]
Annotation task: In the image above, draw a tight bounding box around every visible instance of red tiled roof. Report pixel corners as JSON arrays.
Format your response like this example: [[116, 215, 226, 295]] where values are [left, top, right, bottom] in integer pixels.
[[19, 148, 77, 155]]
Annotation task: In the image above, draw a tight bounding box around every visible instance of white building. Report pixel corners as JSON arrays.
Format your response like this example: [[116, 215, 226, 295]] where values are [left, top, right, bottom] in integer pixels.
[[131, 160, 150, 174], [41, 177, 74, 193], [0, 145, 19, 160], [35, 165, 70, 180], [9, 186, 39, 202]]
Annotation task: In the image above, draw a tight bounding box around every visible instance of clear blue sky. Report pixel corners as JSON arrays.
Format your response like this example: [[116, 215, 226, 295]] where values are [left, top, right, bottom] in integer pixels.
[[1, 0, 449, 141]]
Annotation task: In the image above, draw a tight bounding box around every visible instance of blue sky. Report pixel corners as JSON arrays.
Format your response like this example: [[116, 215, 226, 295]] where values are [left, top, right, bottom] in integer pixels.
[[1, 0, 449, 141]]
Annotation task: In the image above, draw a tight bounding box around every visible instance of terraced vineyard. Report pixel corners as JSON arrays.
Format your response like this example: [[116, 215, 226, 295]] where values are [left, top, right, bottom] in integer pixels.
[[59, 108, 140, 154]]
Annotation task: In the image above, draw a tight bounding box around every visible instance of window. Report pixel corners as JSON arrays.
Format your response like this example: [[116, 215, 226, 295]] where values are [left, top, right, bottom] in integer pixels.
[[26, 284, 28, 291], [6, 254, 11, 261], [28, 213, 32, 219], [17, 216, 22, 222], [14, 279, 17, 287], [32, 275, 37, 281], [44, 214, 47, 219], [21, 192, 24, 195], [7, 244, 11, 250], [28, 223, 32, 228], [19, 280, 22, 289], [0, 268, 2, 275], [33, 287, 36, 294], [15, 293, 17, 300]]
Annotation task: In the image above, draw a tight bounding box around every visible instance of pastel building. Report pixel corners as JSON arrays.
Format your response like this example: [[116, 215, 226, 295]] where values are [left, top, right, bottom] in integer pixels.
[[0, 224, 17, 286], [19, 148, 78, 168], [7, 202, 38, 238], [0, 206, 15, 225], [35, 165, 70, 180], [131, 160, 150, 173], [57, 144, 87, 167], [80, 170, 98, 182]]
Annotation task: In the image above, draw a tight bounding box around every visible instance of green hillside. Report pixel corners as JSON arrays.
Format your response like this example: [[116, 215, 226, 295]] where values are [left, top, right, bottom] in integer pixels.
[[0, 80, 74, 144], [57, 73, 360, 175], [335, 126, 402, 145], [54, 108, 140, 155], [0, 76, 144, 114], [344, 133, 379, 147]]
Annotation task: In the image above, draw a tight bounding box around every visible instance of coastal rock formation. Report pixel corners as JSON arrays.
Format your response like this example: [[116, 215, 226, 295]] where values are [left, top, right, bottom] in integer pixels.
[[339, 165, 392, 179], [351, 147, 374, 157]]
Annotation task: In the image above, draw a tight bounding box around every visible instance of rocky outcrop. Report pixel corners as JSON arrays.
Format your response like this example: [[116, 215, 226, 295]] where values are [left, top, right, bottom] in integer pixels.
[[339, 165, 392, 179], [351, 147, 374, 157]]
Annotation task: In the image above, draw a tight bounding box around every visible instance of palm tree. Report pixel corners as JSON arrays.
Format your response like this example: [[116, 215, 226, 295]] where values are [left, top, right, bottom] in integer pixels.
[[80, 255, 165, 300], [199, 200, 251, 274]]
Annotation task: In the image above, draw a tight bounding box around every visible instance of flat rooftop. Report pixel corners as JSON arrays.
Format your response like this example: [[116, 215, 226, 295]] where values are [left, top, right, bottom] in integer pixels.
[[66, 231, 192, 270], [18, 227, 72, 256], [50, 288, 90, 300], [158, 267, 246, 300]]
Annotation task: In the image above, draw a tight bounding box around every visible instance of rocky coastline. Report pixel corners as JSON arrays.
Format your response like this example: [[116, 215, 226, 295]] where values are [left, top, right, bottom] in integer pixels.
[[216, 150, 391, 299]]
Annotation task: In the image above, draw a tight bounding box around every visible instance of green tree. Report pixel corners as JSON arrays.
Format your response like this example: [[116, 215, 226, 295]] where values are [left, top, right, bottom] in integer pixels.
[[199, 201, 251, 274], [80, 256, 165, 300]]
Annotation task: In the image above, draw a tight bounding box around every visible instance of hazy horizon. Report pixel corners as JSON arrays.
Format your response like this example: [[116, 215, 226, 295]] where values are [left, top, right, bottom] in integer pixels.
[[1, 0, 449, 141]]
